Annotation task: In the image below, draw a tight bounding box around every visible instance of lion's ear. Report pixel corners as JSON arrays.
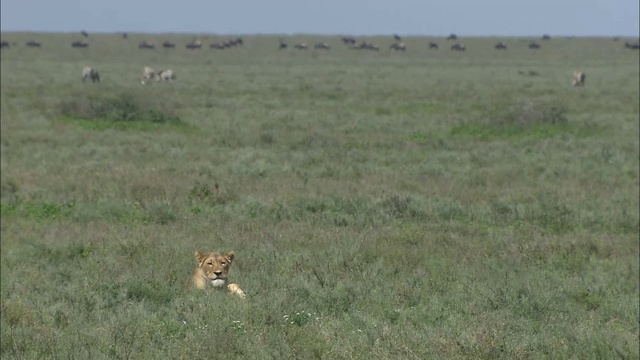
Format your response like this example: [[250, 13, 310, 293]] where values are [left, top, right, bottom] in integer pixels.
[[225, 251, 235, 263], [195, 250, 206, 263]]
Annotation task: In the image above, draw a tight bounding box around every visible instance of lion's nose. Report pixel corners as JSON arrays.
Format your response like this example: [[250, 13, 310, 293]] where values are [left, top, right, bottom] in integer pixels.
[[213, 271, 222, 277]]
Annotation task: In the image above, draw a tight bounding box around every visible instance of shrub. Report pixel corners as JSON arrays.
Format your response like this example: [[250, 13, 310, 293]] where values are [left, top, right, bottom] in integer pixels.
[[58, 93, 182, 125]]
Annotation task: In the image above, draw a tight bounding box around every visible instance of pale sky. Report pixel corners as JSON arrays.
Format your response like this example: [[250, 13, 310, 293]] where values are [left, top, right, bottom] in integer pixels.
[[1, 0, 638, 37]]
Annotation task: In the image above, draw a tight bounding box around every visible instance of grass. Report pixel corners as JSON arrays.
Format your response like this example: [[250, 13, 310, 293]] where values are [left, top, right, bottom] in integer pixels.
[[1, 33, 639, 359]]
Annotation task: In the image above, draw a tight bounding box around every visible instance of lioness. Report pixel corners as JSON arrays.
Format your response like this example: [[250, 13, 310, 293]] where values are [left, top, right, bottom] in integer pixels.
[[572, 70, 586, 87], [191, 250, 246, 298]]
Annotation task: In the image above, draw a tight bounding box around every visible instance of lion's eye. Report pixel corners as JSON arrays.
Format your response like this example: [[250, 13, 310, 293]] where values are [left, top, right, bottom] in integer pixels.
[[221, 262, 226, 265]]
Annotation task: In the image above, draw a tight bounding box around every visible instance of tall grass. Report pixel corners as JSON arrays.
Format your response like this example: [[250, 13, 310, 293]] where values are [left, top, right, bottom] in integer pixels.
[[1, 33, 638, 359]]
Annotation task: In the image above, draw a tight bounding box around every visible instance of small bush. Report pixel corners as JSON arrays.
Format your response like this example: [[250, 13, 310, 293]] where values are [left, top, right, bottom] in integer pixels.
[[58, 93, 182, 125]]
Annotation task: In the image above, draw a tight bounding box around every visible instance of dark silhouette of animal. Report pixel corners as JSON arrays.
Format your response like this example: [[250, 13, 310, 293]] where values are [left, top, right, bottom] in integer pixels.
[[162, 41, 176, 49], [314, 42, 330, 50], [355, 41, 379, 51], [294, 43, 308, 50], [390, 42, 406, 51], [122, 33, 128, 39], [450, 43, 465, 51], [429, 42, 439, 49], [447, 33, 457, 40], [186, 40, 202, 50], [495, 42, 507, 50], [81, 30, 89, 37], [82, 66, 100, 82], [518, 70, 540, 76], [279, 39, 288, 50], [0, 41, 9, 48], [542, 34, 551, 40], [26, 40, 41, 48], [138, 41, 155, 49], [210, 42, 227, 49], [393, 34, 402, 41], [342, 36, 356, 45], [528, 42, 541, 49], [71, 40, 89, 48], [624, 41, 640, 50]]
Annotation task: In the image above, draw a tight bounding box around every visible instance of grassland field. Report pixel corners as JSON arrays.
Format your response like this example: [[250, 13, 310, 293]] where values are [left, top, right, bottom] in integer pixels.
[[0, 32, 639, 359]]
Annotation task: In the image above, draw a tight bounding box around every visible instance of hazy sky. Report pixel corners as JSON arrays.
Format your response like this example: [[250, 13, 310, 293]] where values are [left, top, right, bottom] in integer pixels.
[[1, 0, 638, 37]]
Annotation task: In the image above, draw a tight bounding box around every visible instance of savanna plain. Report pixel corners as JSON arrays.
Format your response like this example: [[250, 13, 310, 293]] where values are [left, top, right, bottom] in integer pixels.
[[1, 33, 639, 359]]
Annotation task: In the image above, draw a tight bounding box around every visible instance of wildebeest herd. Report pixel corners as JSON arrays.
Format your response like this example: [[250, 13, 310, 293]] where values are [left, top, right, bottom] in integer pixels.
[[3, 30, 637, 88]]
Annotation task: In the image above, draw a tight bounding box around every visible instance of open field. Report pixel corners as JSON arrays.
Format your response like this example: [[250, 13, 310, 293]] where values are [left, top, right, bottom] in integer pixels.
[[1, 33, 639, 359]]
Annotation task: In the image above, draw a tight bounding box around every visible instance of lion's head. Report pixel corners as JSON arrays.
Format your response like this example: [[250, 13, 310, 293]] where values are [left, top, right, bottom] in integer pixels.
[[194, 250, 235, 288]]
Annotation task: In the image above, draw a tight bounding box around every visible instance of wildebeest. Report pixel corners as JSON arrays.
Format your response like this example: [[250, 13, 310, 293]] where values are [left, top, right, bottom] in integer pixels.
[[156, 69, 176, 82], [495, 42, 507, 50], [294, 43, 308, 50], [140, 66, 155, 84], [447, 33, 458, 40], [528, 42, 541, 49], [342, 36, 357, 45], [518, 70, 540, 76], [162, 41, 175, 49], [572, 70, 586, 87], [542, 34, 551, 40], [354, 41, 379, 51], [26, 40, 41, 48], [429, 42, 439, 49], [138, 41, 155, 49], [393, 34, 402, 41], [0, 41, 9, 48], [624, 41, 640, 50], [81, 30, 89, 37], [279, 39, 288, 50], [226, 38, 243, 47], [71, 40, 89, 48], [314, 42, 330, 50], [450, 43, 466, 51], [81, 66, 100, 82], [390, 42, 406, 51], [122, 32, 128, 39], [186, 39, 202, 50], [210, 42, 227, 49]]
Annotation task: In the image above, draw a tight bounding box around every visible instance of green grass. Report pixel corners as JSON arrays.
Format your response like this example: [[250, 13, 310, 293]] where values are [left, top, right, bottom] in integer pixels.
[[1, 33, 639, 359]]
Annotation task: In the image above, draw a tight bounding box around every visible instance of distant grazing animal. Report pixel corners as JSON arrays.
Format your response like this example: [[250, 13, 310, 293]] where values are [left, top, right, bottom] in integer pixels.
[[429, 42, 439, 49], [528, 42, 541, 49], [81, 66, 100, 82], [162, 41, 176, 49], [447, 33, 458, 40], [314, 42, 330, 50], [450, 43, 466, 51], [294, 43, 308, 50], [624, 41, 640, 50], [393, 34, 402, 41], [25, 40, 41, 48], [122, 33, 128, 39], [390, 42, 406, 51], [186, 39, 202, 50], [572, 70, 586, 87], [156, 69, 176, 82], [542, 34, 551, 40], [189, 250, 246, 298], [210, 42, 227, 49], [0, 41, 9, 48], [71, 40, 89, 48], [494, 42, 507, 50], [140, 66, 155, 84], [355, 41, 379, 51], [138, 41, 155, 49], [518, 70, 540, 76], [81, 30, 89, 37], [279, 39, 288, 50], [342, 36, 357, 45]]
